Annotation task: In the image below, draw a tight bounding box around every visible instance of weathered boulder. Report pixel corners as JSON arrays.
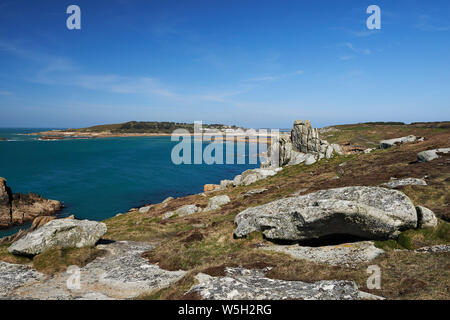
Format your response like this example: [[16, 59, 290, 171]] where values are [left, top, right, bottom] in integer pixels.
[[8, 219, 107, 256], [380, 135, 417, 149], [219, 179, 233, 189], [259, 241, 384, 267], [243, 188, 268, 197], [175, 204, 202, 217], [416, 206, 438, 229], [234, 186, 418, 241], [381, 178, 427, 189], [204, 195, 231, 212], [162, 211, 175, 220], [162, 196, 174, 203], [417, 148, 450, 162], [187, 267, 381, 300], [138, 205, 153, 214]]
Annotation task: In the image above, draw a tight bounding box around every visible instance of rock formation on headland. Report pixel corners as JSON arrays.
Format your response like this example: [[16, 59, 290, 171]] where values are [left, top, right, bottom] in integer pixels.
[[0, 177, 61, 229], [262, 120, 342, 168]]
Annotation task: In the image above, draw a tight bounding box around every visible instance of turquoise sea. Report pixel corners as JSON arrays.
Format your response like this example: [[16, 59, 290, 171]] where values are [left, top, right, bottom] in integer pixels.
[[0, 128, 260, 237]]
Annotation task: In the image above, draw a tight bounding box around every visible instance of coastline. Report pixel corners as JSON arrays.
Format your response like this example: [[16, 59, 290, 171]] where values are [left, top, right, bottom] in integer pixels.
[[28, 130, 276, 144]]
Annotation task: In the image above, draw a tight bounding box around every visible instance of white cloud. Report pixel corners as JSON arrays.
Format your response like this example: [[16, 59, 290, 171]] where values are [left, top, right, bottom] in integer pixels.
[[244, 70, 304, 82]]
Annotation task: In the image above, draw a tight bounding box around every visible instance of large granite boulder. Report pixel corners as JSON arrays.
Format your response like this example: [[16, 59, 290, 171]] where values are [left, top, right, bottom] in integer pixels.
[[380, 135, 417, 149], [380, 178, 427, 189], [417, 148, 450, 162], [8, 219, 107, 256], [204, 195, 231, 212], [187, 267, 381, 300], [234, 186, 418, 241], [0, 177, 61, 229]]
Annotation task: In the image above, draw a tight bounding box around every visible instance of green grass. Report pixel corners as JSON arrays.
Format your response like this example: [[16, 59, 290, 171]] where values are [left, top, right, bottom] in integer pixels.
[[375, 220, 450, 251]]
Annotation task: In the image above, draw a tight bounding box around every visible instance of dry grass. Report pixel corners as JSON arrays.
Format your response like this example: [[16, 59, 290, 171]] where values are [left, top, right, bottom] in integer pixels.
[[32, 246, 107, 274]]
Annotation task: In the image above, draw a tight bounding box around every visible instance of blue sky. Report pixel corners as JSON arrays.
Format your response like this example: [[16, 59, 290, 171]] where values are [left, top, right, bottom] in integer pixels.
[[0, 0, 449, 128]]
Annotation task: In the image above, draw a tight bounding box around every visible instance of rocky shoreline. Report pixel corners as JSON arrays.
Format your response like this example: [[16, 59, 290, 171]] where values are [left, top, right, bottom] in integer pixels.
[[0, 178, 62, 230]]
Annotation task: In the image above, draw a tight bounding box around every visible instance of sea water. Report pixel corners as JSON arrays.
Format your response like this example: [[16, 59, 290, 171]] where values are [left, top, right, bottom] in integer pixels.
[[0, 128, 260, 236]]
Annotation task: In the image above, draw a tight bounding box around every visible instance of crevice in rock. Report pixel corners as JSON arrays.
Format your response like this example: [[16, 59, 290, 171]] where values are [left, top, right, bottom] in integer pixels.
[[415, 206, 423, 229], [265, 233, 371, 247], [5, 184, 13, 225]]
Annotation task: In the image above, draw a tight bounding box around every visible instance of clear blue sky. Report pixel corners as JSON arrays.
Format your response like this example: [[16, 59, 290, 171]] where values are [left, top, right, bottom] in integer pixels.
[[0, 0, 449, 128]]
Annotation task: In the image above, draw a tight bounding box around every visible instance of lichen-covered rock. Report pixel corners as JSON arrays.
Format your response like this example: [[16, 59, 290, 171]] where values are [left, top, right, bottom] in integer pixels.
[[220, 179, 233, 189], [138, 205, 153, 214], [11, 241, 186, 300], [417, 148, 450, 162], [291, 120, 321, 153], [416, 206, 438, 229], [0, 262, 45, 298], [381, 178, 427, 189], [380, 135, 417, 149], [187, 267, 381, 300], [234, 186, 418, 241], [259, 241, 384, 267], [8, 219, 107, 256], [175, 204, 202, 217], [204, 195, 231, 212]]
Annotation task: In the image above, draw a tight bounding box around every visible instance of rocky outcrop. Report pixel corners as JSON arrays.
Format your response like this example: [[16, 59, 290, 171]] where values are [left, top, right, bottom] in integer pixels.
[[162, 204, 202, 220], [231, 168, 282, 187], [187, 267, 382, 300], [139, 205, 153, 214], [262, 120, 342, 168], [0, 177, 61, 229], [0, 178, 12, 228], [234, 186, 418, 241], [380, 135, 417, 149], [380, 178, 427, 189], [204, 195, 231, 212], [291, 120, 321, 153], [417, 148, 450, 162], [259, 241, 384, 267], [8, 219, 107, 256], [7, 241, 186, 300], [0, 262, 45, 298]]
